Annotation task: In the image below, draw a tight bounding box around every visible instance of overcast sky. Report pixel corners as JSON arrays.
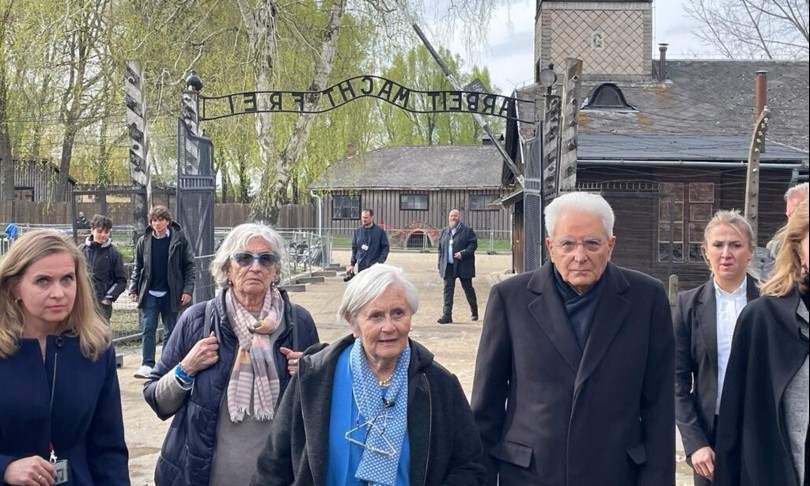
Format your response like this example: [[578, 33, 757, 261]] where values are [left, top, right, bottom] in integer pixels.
[[432, 0, 714, 95]]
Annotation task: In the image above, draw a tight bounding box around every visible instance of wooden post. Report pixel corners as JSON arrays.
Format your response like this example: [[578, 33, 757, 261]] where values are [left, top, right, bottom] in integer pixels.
[[124, 61, 149, 241], [542, 94, 561, 201], [668, 274, 679, 306], [557, 58, 583, 193]]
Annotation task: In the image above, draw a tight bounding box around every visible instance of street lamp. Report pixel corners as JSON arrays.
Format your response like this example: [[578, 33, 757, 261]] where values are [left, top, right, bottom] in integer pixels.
[[186, 70, 203, 92], [539, 64, 557, 96]]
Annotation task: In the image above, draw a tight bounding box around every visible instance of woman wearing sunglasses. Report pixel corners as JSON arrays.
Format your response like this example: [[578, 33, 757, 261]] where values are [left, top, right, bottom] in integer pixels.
[[143, 223, 319, 486], [251, 263, 485, 486]]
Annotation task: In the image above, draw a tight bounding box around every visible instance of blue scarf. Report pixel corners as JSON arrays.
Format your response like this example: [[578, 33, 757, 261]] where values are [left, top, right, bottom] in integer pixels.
[[349, 339, 410, 486]]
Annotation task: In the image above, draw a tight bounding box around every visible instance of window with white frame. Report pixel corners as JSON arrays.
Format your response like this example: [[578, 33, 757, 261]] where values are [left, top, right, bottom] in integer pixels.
[[658, 182, 715, 263]]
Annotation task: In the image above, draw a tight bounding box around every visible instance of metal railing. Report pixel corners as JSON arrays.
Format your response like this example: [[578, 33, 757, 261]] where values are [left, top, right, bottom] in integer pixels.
[[318, 227, 512, 254], [1, 224, 333, 344]]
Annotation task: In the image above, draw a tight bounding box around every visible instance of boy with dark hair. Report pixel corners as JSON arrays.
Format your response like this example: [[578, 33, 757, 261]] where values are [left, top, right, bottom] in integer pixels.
[[129, 205, 196, 378], [79, 214, 128, 322]]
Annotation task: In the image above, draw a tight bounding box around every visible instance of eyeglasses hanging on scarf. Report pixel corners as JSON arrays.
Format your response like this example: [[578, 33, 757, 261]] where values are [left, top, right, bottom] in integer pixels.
[[344, 397, 398, 457]]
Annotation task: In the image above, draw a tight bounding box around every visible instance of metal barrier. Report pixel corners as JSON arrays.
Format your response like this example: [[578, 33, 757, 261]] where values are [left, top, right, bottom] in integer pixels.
[[109, 229, 331, 345], [320, 227, 512, 254], [2, 225, 334, 345]]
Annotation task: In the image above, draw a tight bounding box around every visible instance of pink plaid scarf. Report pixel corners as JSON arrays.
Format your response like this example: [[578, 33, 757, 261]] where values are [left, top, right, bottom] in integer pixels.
[[225, 287, 284, 422]]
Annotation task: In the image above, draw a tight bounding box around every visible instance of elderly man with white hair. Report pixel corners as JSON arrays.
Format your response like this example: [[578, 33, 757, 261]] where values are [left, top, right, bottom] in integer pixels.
[[472, 191, 675, 486]]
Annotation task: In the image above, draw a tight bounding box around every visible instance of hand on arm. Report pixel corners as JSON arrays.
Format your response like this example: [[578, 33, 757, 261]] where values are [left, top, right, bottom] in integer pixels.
[[280, 347, 303, 375]]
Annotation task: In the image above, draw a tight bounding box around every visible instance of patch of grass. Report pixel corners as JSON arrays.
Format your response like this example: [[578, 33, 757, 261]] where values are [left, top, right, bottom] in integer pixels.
[[117, 245, 135, 263]]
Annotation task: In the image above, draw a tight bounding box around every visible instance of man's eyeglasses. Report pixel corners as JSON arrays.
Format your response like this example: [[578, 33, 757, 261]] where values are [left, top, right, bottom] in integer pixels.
[[231, 252, 278, 268], [345, 408, 396, 457], [554, 239, 605, 254]]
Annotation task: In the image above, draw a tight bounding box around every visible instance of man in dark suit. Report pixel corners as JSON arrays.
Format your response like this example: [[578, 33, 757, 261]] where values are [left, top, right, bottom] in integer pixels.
[[472, 192, 675, 486], [436, 208, 478, 324], [348, 208, 389, 274]]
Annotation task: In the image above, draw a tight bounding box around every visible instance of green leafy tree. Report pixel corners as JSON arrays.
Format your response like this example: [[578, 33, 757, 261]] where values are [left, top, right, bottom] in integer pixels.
[[379, 46, 502, 147]]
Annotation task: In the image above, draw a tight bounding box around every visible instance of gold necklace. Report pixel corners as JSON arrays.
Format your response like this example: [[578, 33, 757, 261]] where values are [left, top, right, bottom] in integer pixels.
[[377, 373, 394, 387]]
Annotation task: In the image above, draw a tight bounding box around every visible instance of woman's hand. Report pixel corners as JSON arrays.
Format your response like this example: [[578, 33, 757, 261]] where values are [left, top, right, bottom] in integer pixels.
[[3, 456, 56, 486], [280, 346, 303, 375], [180, 333, 219, 376], [690, 446, 715, 480]]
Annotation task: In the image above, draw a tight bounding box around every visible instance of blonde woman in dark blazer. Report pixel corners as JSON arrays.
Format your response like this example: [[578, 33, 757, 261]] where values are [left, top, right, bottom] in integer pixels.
[[674, 210, 758, 485]]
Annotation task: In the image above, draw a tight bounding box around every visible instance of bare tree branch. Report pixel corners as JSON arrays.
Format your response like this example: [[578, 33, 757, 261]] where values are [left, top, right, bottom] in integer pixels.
[[685, 0, 809, 59]]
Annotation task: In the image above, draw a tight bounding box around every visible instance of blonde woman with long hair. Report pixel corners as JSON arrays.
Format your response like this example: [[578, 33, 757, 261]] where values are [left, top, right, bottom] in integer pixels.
[[0, 230, 129, 485], [714, 199, 809, 486]]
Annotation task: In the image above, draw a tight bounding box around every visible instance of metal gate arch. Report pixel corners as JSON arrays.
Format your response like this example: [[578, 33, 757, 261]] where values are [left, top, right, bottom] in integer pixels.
[[176, 69, 532, 303]]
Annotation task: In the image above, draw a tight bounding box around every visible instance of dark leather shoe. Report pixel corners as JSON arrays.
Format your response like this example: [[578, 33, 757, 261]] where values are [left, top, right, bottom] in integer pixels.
[[437, 316, 452, 324], [471, 315, 479, 321]]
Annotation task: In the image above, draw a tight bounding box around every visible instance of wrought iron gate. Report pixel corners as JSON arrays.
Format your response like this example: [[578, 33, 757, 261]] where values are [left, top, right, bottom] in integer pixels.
[[177, 118, 215, 302], [523, 126, 545, 271]]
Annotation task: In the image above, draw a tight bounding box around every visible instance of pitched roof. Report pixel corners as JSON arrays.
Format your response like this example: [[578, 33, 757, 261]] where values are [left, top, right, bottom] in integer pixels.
[[310, 145, 504, 190], [516, 60, 810, 152], [578, 133, 807, 163]]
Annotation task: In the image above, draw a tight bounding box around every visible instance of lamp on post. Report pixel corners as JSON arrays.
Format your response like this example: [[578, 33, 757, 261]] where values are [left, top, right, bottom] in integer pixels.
[[185, 70, 203, 92], [539, 64, 557, 96]]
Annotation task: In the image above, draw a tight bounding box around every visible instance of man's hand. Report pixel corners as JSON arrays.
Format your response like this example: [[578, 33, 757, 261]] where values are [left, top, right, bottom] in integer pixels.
[[454, 251, 462, 260], [690, 446, 715, 480], [181, 293, 192, 306], [130, 293, 138, 302], [347, 265, 355, 273]]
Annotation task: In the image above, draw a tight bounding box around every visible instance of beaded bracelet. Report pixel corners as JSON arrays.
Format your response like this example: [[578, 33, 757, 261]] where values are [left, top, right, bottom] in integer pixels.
[[175, 364, 194, 384]]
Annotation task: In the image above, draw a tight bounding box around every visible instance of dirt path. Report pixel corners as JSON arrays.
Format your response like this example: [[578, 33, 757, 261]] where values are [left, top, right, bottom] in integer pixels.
[[119, 250, 691, 484]]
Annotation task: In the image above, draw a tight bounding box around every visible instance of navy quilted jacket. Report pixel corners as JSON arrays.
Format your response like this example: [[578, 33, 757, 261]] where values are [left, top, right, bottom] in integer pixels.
[[143, 288, 319, 486]]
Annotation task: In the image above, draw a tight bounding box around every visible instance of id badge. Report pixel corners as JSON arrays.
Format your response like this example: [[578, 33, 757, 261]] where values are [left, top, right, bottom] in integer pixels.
[[54, 460, 69, 484], [361, 244, 369, 251]]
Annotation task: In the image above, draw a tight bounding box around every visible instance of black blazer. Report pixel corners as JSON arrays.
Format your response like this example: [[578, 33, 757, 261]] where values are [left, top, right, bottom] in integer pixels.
[[673, 275, 759, 457], [437, 223, 477, 279]]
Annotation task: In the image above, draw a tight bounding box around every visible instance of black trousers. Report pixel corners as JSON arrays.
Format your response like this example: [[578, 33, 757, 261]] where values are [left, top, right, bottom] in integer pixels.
[[442, 262, 478, 318]]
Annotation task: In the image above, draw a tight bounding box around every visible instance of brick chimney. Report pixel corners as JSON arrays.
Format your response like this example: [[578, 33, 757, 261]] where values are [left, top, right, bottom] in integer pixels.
[[754, 70, 767, 121], [658, 44, 668, 83]]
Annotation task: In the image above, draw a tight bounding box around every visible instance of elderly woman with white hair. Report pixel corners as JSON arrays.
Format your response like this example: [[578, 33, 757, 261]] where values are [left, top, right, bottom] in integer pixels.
[[251, 263, 485, 486], [143, 223, 319, 486]]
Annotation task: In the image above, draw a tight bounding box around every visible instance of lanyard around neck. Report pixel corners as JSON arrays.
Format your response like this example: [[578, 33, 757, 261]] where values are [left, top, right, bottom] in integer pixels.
[[49, 349, 59, 463]]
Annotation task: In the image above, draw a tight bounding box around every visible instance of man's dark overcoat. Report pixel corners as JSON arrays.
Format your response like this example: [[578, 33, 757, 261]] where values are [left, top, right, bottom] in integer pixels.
[[472, 261, 675, 486]]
